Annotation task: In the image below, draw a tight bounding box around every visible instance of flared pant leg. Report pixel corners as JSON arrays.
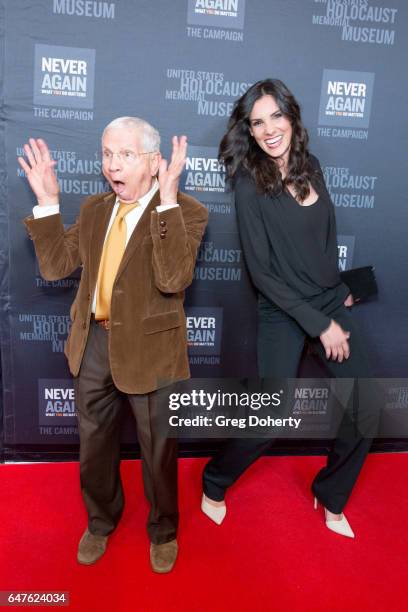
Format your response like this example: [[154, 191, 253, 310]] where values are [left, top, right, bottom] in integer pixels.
[[204, 304, 379, 512]]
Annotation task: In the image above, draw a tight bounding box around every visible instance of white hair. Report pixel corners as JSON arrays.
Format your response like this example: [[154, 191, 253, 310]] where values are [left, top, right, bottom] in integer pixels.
[[102, 116, 160, 152]]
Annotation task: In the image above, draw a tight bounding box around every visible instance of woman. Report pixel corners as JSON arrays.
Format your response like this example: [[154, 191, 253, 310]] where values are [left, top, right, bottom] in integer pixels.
[[201, 79, 378, 537]]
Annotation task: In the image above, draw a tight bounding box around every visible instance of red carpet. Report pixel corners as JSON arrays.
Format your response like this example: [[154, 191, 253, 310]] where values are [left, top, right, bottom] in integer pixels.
[[0, 454, 407, 611]]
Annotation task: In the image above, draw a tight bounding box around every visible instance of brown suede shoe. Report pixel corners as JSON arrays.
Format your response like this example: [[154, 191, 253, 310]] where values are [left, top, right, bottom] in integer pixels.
[[77, 529, 109, 565], [150, 539, 178, 573]]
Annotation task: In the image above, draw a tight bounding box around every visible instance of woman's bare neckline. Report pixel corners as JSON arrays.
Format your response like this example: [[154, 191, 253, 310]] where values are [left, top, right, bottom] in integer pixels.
[[285, 185, 319, 207]]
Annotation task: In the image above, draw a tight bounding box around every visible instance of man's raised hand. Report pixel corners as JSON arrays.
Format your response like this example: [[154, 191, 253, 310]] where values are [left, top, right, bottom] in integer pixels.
[[18, 138, 59, 206], [158, 135, 187, 205]]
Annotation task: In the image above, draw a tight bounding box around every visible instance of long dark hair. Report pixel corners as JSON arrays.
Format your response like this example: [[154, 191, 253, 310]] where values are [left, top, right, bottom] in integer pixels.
[[219, 79, 316, 201]]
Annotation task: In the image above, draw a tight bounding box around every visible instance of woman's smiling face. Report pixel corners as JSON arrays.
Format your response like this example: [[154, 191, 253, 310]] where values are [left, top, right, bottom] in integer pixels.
[[249, 94, 293, 163]]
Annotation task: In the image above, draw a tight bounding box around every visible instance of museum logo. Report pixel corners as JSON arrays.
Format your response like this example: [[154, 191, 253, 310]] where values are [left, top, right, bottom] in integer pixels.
[[323, 165, 378, 211], [182, 146, 228, 202], [38, 379, 77, 426], [53, 0, 115, 19], [165, 67, 251, 117], [186, 307, 223, 356], [34, 44, 96, 109], [319, 69, 374, 129], [293, 386, 329, 416], [312, 1, 398, 46], [337, 235, 355, 271], [386, 384, 408, 411], [188, 0, 245, 29], [19, 313, 71, 354], [194, 236, 243, 283]]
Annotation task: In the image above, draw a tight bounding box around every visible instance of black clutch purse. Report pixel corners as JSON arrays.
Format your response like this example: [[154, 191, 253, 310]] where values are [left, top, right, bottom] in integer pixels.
[[340, 266, 378, 302]]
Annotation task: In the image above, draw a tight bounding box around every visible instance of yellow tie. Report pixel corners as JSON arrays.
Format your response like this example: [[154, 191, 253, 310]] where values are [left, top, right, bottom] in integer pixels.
[[95, 201, 139, 320]]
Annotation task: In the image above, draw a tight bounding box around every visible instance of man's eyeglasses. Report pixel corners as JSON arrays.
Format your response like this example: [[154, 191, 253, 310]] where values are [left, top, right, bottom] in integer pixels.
[[101, 150, 155, 164]]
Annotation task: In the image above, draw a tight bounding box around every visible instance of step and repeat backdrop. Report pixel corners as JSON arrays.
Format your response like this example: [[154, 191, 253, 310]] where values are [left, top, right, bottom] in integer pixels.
[[0, 0, 407, 456]]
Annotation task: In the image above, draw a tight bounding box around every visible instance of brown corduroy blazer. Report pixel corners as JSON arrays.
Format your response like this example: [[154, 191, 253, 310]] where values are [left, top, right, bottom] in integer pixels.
[[24, 189, 208, 394]]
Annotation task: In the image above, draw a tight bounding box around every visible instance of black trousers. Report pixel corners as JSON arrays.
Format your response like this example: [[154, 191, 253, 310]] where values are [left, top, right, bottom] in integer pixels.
[[203, 300, 379, 514], [74, 319, 178, 545]]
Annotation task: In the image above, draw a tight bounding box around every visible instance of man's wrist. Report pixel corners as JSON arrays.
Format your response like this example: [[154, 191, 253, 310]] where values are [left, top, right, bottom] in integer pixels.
[[37, 198, 59, 207], [33, 203, 60, 219], [157, 203, 179, 212], [159, 199, 178, 206]]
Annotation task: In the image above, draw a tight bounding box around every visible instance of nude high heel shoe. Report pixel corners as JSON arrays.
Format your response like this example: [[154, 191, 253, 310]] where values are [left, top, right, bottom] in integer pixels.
[[201, 494, 227, 525], [314, 496, 355, 539]]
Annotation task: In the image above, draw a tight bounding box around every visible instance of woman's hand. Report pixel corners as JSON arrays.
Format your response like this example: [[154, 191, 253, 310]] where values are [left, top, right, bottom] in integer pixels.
[[18, 138, 59, 206], [319, 320, 350, 362], [344, 294, 354, 307]]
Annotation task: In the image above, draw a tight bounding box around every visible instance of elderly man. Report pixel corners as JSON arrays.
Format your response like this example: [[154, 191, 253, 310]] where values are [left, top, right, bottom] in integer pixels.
[[19, 117, 208, 572]]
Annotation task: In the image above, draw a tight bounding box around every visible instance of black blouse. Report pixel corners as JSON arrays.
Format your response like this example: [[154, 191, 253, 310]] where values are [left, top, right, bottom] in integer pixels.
[[234, 155, 348, 337]]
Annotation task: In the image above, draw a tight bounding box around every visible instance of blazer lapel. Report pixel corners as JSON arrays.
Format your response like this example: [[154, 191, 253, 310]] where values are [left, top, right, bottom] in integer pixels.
[[88, 192, 116, 290], [115, 189, 161, 280]]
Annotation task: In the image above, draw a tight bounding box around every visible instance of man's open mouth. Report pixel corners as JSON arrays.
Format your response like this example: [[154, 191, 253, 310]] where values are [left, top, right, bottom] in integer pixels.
[[112, 180, 125, 193]]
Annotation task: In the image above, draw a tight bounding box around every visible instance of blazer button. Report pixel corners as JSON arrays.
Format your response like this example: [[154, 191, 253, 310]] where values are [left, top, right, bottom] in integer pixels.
[[160, 232, 167, 239], [87, 293, 91, 300], [82, 322, 87, 329], [159, 220, 167, 227]]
